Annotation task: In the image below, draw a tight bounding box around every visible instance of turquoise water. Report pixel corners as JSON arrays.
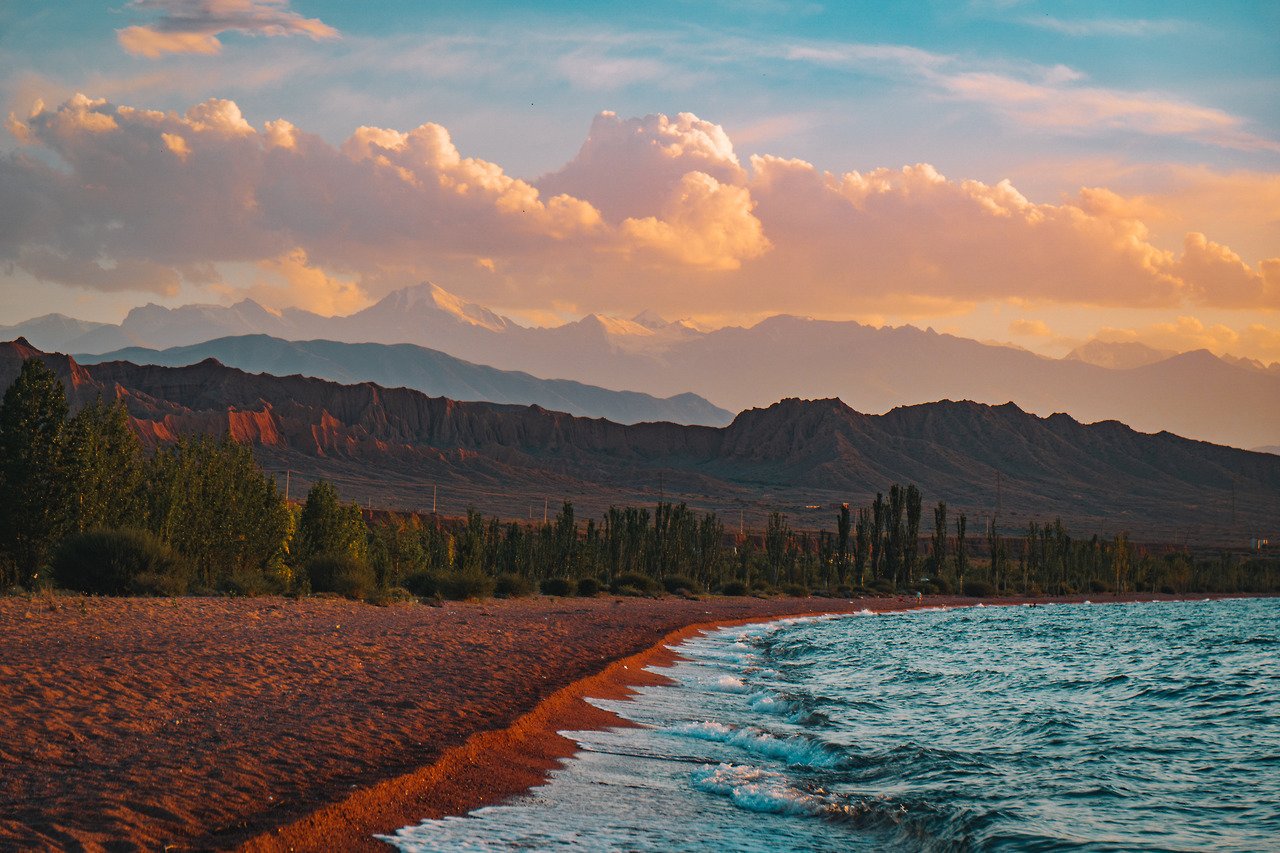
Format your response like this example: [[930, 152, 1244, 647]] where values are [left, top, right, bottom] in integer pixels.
[[383, 599, 1280, 851]]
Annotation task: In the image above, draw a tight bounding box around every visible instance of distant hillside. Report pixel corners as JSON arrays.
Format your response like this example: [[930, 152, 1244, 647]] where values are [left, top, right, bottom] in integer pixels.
[[5, 339, 1277, 545], [77, 335, 732, 427], [8, 282, 1278, 449]]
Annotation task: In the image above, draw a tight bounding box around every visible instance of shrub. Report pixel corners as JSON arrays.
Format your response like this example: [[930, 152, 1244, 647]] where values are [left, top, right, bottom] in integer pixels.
[[494, 573, 535, 598], [575, 577, 601, 597], [1087, 579, 1110, 593], [540, 577, 574, 596], [661, 574, 703, 595], [52, 528, 189, 596], [868, 578, 896, 595], [719, 580, 748, 596], [962, 579, 996, 598], [217, 570, 272, 597], [403, 571, 437, 598], [614, 584, 644, 597], [368, 586, 416, 607], [436, 572, 495, 600], [781, 582, 809, 598], [306, 554, 377, 600], [612, 571, 660, 595], [922, 577, 952, 595]]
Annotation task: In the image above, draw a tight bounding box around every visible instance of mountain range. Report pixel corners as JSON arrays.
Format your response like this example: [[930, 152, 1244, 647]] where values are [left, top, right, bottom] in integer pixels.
[[4, 338, 1276, 545], [5, 282, 1278, 449], [76, 336, 731, 427]]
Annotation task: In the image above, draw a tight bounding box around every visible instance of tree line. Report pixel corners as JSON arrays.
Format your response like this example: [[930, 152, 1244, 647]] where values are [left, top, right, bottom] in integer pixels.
[[2, 357, 1275, 599]]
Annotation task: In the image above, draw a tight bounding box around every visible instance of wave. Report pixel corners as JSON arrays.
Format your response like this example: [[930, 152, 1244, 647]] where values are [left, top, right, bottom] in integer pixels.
[[670, 721, 846, 768]]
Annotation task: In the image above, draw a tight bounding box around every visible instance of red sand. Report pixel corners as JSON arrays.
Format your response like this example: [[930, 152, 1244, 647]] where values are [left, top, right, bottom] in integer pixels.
[[0, 592, 1221, 851]]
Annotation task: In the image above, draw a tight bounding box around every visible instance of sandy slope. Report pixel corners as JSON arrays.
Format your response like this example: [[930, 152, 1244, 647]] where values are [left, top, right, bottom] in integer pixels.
[[0, 592, 1226, 851]]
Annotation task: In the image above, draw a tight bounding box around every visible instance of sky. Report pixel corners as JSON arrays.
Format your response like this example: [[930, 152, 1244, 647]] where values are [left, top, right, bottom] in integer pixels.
[[1, 0, 1278, 361]]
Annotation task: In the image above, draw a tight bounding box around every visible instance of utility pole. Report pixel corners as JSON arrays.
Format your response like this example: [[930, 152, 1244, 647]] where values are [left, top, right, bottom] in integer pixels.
[[284, 469, 291, 503], [544, 497, 548, 525], [432, 483, 437, 515]]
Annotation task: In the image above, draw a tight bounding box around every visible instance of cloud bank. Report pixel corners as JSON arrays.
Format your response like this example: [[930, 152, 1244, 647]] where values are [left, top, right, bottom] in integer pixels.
[[2, 95, 1277, 320]]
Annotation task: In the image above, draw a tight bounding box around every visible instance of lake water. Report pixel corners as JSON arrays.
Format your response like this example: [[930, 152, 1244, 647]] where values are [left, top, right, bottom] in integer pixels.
[[382, 598, 1279, 851]]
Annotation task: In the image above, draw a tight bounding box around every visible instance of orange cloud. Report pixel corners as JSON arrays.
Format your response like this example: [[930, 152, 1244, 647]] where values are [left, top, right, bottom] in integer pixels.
[[249, 248, 369, 316], [2, 95, 1277, 327], [1097, 317, 1280, 366]]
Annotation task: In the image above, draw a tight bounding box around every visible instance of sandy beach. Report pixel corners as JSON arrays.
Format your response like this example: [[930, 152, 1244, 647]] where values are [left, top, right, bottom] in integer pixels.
[[0, 592, 1221, 851]]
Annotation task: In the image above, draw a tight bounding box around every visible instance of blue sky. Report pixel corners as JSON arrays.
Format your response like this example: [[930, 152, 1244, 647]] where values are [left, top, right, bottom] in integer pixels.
[[1, 1, 1277, 360]]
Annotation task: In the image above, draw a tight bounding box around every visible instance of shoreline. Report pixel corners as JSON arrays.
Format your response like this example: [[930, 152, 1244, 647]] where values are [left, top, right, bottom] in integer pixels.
[[240, 592, 1241, 852]]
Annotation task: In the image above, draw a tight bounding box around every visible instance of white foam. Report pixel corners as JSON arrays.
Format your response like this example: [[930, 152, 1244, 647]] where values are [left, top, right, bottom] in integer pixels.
[[671, 721, 843, 768], [748, 691, 792, 715], [714, 675, 751, 693], [691, 763, 822, 816]]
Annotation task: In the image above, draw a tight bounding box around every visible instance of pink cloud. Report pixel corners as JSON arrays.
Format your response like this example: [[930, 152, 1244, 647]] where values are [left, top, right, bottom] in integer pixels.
[[118, 0, 339, 58], [2, 96, 1276, 322]]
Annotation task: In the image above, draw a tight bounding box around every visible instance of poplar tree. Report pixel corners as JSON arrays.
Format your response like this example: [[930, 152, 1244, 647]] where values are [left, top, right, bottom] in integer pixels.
[[905, 484, 922, 585], [296, 478, 368, 567], [932, 501, 948, 579], [836, 504, 851, 585], [0, 358, 70, 581], [64, 398, 144, 532], [853, 507, 871, 587]]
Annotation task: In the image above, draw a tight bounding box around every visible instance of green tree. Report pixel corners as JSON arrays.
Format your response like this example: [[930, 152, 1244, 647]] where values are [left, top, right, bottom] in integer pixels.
[[905, 484, 922, 585], [836, 503, 851, 585], [853, 507, 871, 587], [0, 358, 70, 582], [931, 501, 948, 580], [765, 512, 789, 586], [1112, 532, 1131, 593], [296, 479, 368, 567], [955, 512, 969, 590], [64, 398, 144, 532], [146, 436, 291, 589]]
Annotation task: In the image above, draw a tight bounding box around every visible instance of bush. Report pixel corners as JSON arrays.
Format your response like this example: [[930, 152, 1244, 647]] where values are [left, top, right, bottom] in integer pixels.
[[719, 579, 749, 596], [661, 574, 703, 595], [575, 577, 601, 597], [540, 577, 574, 596], [306, 554, 376, 600], [922, 577, 952, 595], [781, 582, 809, 598], [614, 584, 644, 597], [403, 571, 437, 597], [612, 571, 660, 596], [52, 528, 189, 596], [217, 570, 272, 597], [868, 578, 896, 595], [368, 586, 416, 607], [962, 579, 996, 598], [494, 573, 535, 598], [1087, 579, 1110, 593], [436, 572, 495, 601]]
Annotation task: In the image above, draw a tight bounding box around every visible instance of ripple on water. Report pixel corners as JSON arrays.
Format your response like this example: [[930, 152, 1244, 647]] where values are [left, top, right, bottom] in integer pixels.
[[386, 599, 1280, 852]]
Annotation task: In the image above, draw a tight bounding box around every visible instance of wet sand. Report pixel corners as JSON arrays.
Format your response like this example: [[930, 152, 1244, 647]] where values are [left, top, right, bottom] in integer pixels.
[[0, 592, 1218, 851]]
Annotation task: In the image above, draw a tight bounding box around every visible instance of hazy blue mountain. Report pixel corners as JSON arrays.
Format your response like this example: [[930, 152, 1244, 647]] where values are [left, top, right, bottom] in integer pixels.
[[13, 281, 1280, 448], [78, 335, 733, 427]]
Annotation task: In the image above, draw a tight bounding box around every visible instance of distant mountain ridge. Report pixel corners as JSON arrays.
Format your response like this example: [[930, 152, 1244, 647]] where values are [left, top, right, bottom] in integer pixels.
[[4, 338, 1277, 545], [6, 282, 1279, 448], [77, 335, 733, 427]]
